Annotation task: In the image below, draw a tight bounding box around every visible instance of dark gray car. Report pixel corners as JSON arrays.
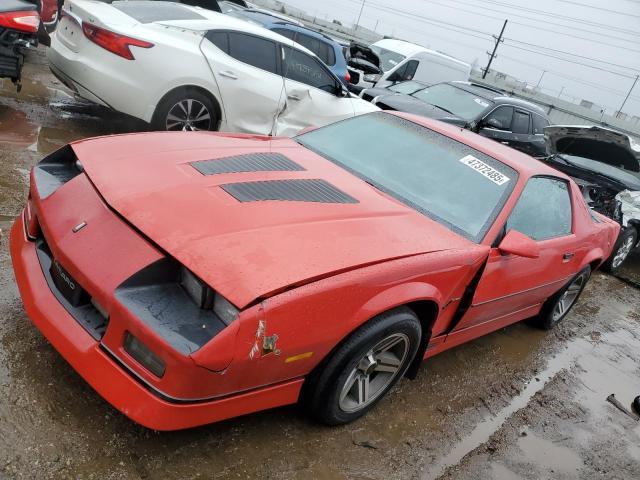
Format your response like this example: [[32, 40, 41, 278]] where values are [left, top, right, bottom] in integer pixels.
[[372, 81, 551, 157]]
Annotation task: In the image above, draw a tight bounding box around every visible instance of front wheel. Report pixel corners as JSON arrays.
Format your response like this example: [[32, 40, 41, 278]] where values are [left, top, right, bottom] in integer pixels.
[[535, 266, 591, 330], [602, 227, 637, 273], [305, 307, 422, 425], [151, 89, 218, 132]]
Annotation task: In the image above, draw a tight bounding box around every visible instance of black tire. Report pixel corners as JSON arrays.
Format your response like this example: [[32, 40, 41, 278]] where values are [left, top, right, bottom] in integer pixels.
[[151, 88, 219, 132], [535, 266, 591, 330], [305, 307, 421, 425], [601, 227, 638, 273]]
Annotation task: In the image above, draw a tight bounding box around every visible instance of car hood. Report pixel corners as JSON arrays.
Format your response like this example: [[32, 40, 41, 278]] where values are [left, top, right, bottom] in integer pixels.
[[73, 133, 474, 308], [544, 125, 640, 172], [376, 94, 467, 126]]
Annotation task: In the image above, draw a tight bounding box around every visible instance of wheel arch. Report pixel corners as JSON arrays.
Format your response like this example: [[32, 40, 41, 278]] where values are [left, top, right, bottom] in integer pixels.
[[152, 85, 224, 130], [583, 248, 605, 272], [301, 282, 442, 399]]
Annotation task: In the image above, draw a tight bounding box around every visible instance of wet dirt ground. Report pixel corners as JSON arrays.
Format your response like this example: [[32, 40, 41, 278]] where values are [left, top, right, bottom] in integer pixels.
[[1, 49, 639, 480]]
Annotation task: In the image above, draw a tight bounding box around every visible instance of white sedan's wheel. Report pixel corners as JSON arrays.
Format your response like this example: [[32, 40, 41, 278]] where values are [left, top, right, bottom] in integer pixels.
[[166, 99, 213, 131], [152, 88, 218, 132]]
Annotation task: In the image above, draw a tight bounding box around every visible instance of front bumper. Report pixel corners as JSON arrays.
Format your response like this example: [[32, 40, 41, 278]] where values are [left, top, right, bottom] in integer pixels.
[[9, 213, 303, 430]]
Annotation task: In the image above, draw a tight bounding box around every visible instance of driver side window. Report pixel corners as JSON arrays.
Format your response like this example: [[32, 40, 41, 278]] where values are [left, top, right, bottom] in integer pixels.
[[506, 177, 573, 241], [485, 106, 514, 131]]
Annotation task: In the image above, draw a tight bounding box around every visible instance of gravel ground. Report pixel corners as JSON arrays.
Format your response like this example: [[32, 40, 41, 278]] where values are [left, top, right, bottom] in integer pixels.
[[0, 49, 638, 480]]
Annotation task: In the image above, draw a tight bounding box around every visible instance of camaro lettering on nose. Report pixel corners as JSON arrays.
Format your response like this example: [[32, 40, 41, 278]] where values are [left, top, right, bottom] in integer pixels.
[[54, 261, 75, 290]]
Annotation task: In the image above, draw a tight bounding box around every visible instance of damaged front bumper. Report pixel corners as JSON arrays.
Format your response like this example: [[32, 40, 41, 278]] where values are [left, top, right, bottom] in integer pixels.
[[9, 212, 303, 430]]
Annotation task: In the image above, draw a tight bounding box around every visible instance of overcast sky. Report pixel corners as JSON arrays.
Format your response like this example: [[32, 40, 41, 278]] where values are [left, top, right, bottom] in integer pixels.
[[280, 0, 640, 117]]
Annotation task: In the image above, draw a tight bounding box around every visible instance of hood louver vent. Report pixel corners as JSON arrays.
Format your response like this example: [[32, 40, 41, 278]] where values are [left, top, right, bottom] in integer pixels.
[[191, 153, 304, 175], [222, 179, 359, 204]]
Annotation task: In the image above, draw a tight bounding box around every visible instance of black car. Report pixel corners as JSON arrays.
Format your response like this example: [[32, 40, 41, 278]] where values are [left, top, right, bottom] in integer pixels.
[[542, 125, 640, 272], [359, 79, 429, 102], [373, 81, 551, 156]]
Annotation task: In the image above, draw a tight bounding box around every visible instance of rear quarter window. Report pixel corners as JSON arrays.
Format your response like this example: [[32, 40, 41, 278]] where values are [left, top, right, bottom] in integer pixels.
[[227, 32, 279, 75]]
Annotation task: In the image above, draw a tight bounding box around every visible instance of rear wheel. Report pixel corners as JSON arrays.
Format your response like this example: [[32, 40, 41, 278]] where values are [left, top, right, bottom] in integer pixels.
[[535, 266, 591, 330], [602, 227, 637, 273], [305, 307, 421, 425], [151, 89, 218, 132]]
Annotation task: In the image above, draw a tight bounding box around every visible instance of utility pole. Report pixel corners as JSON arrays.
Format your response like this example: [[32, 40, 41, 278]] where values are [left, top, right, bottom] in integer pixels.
[[536, 70, 546, 88], [355, 0, 366, 29], [617, 74, 639, 118], [558, 86, 565, 98], [482, 19, 507, 79]]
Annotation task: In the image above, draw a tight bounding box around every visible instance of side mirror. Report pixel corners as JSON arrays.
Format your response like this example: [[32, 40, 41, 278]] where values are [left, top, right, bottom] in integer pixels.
[[498, 230, 540, 258]]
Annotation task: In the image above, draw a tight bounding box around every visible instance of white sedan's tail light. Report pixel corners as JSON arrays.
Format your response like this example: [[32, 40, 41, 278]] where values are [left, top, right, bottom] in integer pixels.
[[81, 23, 153, 60]]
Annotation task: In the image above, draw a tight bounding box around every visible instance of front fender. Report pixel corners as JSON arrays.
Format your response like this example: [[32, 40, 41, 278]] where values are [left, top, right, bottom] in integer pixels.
[[359, 282, 442, 321]]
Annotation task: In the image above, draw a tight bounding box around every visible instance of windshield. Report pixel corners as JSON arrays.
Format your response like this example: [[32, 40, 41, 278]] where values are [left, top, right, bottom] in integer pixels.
[[388, 81, 428, 95], [370, 46, 406, 72], [411, 84, 493, 120], [296, 113, 517, 242], [559, 155, 640, 189]]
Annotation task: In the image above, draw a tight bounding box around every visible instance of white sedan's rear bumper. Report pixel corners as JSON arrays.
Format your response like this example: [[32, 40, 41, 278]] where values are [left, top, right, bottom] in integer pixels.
[[47, 32, 156, 122]]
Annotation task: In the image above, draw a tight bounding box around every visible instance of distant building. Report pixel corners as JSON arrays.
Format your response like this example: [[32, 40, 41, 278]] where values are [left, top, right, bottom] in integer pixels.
[[580, 100, 594, 110]]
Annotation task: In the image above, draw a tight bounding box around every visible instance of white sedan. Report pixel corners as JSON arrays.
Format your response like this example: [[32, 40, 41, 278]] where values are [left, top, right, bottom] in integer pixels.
[[48, 0, 378, 135]]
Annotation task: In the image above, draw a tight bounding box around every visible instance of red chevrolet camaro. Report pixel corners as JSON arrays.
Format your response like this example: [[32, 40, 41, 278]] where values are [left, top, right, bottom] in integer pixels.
[[10, 112, 618, 430]]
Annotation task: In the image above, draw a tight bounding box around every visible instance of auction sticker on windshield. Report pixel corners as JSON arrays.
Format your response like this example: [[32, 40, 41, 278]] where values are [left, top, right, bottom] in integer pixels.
[[459, 155, 510, 186]]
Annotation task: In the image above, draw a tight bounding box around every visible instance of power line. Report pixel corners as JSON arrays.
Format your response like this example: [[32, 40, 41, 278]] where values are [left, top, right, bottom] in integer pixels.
[[461, 0, 640, 37], [430, 0, 640, 48], [344, 0, 495, 40], [503, 38, 640, 73], [345, 0, 640, 80], [501, 43, 637, 79], [557, 0, 640, 18], [353, 0, 640, 76], [495, 53, 640, 100]]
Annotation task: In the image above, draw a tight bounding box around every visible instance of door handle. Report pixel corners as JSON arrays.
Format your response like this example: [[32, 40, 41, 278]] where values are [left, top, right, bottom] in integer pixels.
[[220, 70, 238, 79], [500, 141, 510, 145], [562, 252, 575, 262], [287, 94, 301, 101]]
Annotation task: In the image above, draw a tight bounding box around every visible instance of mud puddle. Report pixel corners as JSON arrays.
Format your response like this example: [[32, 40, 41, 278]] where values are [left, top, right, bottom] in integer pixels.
[[0, 104, 39, 147], [424, 336, 593, 479], [435, 280, 640, 479]]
